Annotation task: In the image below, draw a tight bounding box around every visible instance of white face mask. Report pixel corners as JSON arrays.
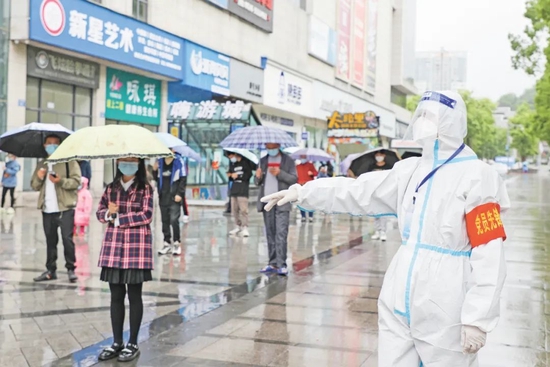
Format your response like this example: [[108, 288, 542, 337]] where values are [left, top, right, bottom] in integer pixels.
[[412, 117, 438, 142], [375, 156, 384, 163]]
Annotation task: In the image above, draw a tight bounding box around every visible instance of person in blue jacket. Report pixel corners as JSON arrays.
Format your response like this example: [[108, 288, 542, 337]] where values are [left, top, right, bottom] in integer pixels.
[[2, 154, 20, 213]]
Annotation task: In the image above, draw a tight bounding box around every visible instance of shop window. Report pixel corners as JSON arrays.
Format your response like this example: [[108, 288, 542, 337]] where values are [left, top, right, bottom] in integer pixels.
[[41, 80, 73, 113], [75, 87, 91, 115], [133, 0, 148, 22], [26, 77, 39, 109]]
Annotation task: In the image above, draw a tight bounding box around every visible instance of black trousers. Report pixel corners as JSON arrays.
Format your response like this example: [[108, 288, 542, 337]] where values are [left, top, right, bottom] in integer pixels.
[[43, 210, 76, 272], [160, 202, 181, 243], [1, 187, 14, 208]]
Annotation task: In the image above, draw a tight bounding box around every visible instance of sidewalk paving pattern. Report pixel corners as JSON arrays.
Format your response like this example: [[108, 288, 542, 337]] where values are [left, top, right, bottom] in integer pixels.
[[0, 173, 547, 366]]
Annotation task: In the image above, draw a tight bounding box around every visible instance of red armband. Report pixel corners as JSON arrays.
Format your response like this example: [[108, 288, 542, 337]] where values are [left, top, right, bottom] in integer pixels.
[[465, 203, 506, 248]]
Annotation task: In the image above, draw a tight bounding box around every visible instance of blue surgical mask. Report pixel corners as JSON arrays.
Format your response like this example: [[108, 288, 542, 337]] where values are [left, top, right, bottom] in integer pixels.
[[230, 157, 237, 163], [267, 149, 279, 157], [301, 159, 307, 164], [45, 144, 59, 155], [118, 162, 139, 176]]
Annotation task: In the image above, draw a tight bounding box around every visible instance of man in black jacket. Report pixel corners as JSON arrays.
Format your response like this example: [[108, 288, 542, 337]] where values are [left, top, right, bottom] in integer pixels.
[[153, 153, 186, 256], [227, 152, 255, 237]]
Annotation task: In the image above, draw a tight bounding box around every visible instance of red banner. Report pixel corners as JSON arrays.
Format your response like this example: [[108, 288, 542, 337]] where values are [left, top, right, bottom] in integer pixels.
[[352, 0, 366, 87], [465, 202, 507, 248], [336, 0, 352, 81]]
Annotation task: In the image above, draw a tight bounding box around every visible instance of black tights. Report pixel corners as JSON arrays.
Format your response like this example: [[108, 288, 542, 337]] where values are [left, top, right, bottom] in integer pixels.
[[109, 283, 143, 345]]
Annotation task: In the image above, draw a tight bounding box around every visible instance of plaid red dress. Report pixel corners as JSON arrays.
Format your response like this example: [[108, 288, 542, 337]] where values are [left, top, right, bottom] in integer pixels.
[[96, 181, 154, 270]]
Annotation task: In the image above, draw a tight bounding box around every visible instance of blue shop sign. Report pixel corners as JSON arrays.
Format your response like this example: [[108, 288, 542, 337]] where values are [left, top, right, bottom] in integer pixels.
[[183, 41, 230, 96], [29, 0, 184, 79]]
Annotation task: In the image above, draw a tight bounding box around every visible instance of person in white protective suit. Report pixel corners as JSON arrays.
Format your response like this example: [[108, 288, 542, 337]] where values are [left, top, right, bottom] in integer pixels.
[[261, 91, 509, 366]]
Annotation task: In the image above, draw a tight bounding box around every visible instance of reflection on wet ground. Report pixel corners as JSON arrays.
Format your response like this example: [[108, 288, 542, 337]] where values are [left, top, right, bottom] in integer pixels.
[[0, 172, 548, 366]]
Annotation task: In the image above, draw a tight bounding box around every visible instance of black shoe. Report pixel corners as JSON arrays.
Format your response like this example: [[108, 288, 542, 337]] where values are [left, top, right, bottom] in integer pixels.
[[98, 343, 124, 361], [118, 343, 140, 362], [68, 270, 78, 283], [33, 271, 57, 282]]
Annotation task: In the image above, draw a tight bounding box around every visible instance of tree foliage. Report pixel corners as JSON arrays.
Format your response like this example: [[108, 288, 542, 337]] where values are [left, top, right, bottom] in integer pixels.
[[405, 91, 506, 159], [497, 87, 535, 109], [509, 103, 540, 160], [509, 0, 550, 141]]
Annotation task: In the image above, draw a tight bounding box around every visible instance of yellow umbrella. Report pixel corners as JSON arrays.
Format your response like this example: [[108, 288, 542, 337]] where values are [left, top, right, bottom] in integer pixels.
[[47, 124, 172, 163]]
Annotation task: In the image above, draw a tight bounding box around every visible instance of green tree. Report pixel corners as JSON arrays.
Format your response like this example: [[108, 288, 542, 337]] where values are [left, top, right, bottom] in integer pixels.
[[497, 87, 535, 110], [509, 103, 539, 160], [498, 93, 519, 109], [509, 0, 550, 139], [406, 94, 421, 112]]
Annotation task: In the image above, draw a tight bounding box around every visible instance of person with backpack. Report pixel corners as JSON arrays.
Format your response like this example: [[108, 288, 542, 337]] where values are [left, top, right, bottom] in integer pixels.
[[31, 134, 81, 283], [1, 154, 20, 213]]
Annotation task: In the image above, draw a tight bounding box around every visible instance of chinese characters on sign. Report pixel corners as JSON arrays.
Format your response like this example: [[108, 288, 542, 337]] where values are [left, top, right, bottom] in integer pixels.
[[27, 46, 100, 88], [259, 113, 294, 127], [30, 0, 185, 79], [184, 42, 231, 96], [466, 202, 507, 248], [277, 72, 303, 106], [168, 100, 252, 121], [105, 68, 161, 126], [336, 0, 352, 81], [327, 110, 380, 138]]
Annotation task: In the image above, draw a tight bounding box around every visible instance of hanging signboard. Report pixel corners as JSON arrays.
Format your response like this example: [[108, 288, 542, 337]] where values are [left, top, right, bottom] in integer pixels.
[[168, 100, 251, 121], [327, 110, 380, 139]]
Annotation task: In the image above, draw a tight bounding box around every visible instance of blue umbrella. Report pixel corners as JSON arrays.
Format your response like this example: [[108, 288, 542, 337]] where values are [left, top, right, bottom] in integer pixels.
[[290, 148, 333, 162], [154, 132, 186, 149], [174, 145, 202, 162], [0, 122, 73, 158], [219, 126, 298, 150]]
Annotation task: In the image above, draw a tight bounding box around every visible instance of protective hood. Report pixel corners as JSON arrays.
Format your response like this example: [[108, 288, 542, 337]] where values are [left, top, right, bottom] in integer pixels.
[[404, 91, 467, 155], [80, 176, 89, 189]]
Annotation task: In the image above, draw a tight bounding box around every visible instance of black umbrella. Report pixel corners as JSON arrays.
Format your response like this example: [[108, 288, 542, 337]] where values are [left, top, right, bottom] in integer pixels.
[[401, 151, 422, 159], [0, 123, 73, 158], [349, 148, 400, 177]]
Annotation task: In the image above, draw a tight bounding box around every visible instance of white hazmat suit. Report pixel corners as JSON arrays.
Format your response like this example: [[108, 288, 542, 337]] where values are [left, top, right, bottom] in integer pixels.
[[262, 91, 509, 366]]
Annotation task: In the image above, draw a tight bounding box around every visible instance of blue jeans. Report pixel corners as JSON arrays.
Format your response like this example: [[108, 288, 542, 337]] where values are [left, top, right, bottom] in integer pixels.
[[300, 210, 313, 218]]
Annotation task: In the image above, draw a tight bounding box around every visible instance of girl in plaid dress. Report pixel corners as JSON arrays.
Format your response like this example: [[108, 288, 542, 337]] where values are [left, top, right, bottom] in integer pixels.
[[96, 158, 153, 363]]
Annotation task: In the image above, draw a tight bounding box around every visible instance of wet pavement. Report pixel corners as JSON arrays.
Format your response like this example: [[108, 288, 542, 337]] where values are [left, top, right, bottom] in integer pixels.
[[0, 171, 548, 366]]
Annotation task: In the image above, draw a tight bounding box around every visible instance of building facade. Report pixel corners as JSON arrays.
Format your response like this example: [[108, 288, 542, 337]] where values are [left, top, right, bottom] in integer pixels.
[[415, 49, 467, 92], [6, 0, 415, 201]]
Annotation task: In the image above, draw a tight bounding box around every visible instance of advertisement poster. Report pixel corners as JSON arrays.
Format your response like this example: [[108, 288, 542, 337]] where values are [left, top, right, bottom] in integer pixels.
[[366, 0, 378, 93], [352, 0, 366, 87], [336, 0, 352, 81]]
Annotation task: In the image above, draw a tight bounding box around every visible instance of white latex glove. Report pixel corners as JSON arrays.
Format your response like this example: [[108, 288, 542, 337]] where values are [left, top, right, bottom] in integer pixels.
[[461, 325, 487, 354], [261, 184, 301, 211]]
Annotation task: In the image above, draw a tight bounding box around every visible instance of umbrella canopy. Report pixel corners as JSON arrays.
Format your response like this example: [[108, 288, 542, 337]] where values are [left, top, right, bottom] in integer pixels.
[[401, 151, 422, 159], [47, 125, 172, 163], [340, 152, 363, 175], [154, 132, 186, 149], [283, 146, 301, 155], [223, 148, 259, 165], [348, 148, 400, 177], [219, 126, 298, 150], [290, 148, 333, 162], [173, 145, 202, 162], [0, 122, 73, 158]]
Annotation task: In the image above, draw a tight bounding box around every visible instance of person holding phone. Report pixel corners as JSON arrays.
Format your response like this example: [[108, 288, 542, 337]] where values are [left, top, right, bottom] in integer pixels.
[[255, 143, 297, 276], [31, 134, 81, 283]]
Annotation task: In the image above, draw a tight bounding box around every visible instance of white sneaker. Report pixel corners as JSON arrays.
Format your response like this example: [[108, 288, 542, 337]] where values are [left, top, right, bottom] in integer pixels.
[[6, 208, 14, 215], [172, 241, 182, 256], [371, 231, 380, 240], [158, 242, 172, 255], [380, 232, 387, 242], [308, 217, 314, 223], [182, 216, 190, 223], [229, 227, 241, 236], [240, 227, 249, 237]]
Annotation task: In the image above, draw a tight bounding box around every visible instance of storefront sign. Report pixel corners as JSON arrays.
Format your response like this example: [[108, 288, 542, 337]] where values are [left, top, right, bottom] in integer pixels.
[[313, 81, 396, 138], [184, 41, 230, 96], [27, 46, 100, 89], [229, 59, 264, 103], [327, 111, 380, 139], [168, 100, 251, 121], [352, 0, 366, 87], [336, 0, 352, 81], [229, 0, 274, 33], [366, 0, 378, 93], [308, 16, 336, 66], [29, 0, 185, 79], [259, 113, 294, 127], [105, 67, 161, 126], [263, 64, 313, 117]]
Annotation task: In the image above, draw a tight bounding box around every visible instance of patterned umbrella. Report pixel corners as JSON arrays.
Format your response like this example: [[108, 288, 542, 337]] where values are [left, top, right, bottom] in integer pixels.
[[290, 148, 333, 162], [47, 125, 172, 163], [219, 126, 298, 150]]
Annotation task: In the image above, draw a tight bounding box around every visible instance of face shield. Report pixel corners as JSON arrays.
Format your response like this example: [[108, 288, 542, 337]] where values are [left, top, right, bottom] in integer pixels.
[[404, 91, 466, 147]]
